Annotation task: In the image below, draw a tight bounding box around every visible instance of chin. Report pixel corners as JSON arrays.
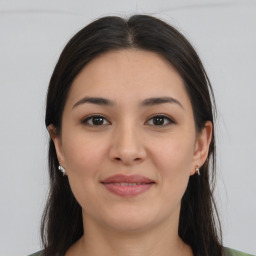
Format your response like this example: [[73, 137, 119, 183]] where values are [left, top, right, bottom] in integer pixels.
[[107, 217, 154, 233], [100, 205, 159, 233]]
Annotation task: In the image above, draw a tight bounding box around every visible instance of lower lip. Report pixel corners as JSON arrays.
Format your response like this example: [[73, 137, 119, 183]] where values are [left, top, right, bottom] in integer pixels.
[[102, 183, 154, 197]]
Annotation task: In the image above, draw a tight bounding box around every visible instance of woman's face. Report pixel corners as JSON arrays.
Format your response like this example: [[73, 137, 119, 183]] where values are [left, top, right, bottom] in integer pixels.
[[51, 49, 212, 233]]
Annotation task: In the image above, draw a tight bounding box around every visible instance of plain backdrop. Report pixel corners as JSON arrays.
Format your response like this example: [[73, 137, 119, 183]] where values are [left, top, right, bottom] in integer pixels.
[[0, 1, 255, 255]]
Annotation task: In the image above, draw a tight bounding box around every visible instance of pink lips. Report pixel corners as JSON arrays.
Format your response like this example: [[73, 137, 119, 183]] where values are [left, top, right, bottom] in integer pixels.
[[101, 174, 155, 197]]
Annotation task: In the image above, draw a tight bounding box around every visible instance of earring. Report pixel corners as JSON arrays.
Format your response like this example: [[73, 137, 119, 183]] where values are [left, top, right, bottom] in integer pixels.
[[195, 165, 200, 176], [58, 165, 66, 176]]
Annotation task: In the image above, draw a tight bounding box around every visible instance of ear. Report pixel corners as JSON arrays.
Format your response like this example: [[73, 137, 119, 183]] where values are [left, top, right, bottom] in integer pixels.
[[48, 124, 67, 170], [190, 121, 212, 175]]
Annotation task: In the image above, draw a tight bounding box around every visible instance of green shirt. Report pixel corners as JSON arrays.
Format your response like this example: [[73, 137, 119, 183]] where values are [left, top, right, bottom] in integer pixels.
[[28, 247, 255, 256], [224, 247, 255, 256]]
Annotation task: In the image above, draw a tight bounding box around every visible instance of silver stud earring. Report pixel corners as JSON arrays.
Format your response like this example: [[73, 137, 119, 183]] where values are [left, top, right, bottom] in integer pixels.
[[58, 165, 66, 176], [195, 165, 200, 176]]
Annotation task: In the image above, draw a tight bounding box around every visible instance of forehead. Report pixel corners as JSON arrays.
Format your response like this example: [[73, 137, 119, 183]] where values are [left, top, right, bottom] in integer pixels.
[[66, 49, 191, 108]]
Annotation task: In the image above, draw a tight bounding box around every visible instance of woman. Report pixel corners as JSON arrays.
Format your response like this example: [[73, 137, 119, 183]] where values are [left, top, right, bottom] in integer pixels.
[[29, 15, 253, 256]]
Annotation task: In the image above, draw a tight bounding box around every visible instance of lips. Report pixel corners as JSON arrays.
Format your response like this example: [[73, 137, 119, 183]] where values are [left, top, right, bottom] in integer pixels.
[[101, 174, 155, 197]]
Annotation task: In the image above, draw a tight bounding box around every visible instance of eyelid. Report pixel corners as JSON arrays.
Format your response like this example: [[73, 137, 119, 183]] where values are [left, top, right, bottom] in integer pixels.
[[81, 114, 111, 126], [81, 113, 175, 126], [145, 114, 176, 126]]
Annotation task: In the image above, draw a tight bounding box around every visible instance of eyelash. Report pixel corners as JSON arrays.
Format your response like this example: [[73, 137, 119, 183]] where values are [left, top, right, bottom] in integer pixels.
[[82, 115, 111, 126], [145, 114, 175, 126], [81, 114, 175, 127]]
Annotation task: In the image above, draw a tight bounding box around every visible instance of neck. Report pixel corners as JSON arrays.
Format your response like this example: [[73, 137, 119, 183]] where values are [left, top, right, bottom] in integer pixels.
[[67, 211, 193, 256]]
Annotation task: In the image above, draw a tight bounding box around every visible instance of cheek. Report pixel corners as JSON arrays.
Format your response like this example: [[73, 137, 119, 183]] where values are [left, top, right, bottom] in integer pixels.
[[152, 135, 195, 174], [62, 133, 108, 175], [62, 135, 109, 212], [150, 134, 195, 197]]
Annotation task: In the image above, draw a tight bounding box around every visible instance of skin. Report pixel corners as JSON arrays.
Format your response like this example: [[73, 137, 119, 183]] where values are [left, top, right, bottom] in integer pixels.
[[49, 49, 212, 256]]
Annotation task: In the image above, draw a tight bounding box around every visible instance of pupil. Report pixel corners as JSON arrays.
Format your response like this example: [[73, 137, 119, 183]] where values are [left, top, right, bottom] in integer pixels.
[[153, 117, 164, 125], [93, 117, 103, 125]]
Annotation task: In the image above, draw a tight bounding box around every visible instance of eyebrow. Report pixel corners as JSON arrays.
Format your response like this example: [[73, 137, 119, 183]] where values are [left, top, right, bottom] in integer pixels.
[[141, 97, 184, 109], [72, 97, 114, 109], [72, 96, 183, 109]]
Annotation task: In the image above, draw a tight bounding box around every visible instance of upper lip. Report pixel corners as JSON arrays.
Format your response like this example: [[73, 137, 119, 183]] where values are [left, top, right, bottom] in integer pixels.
[[101, 174, 155, 184]]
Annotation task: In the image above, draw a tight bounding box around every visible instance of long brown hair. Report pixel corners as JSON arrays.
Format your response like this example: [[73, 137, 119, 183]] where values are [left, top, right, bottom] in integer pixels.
[[42, 15, 222, 256]]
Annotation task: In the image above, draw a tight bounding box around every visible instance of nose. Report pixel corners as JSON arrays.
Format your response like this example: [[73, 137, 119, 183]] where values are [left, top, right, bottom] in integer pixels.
[[108, 124, 147, 166]]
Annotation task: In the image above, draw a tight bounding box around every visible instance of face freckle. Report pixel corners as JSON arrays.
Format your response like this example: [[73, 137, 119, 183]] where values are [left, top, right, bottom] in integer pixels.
[[51, 49, 210, 233]]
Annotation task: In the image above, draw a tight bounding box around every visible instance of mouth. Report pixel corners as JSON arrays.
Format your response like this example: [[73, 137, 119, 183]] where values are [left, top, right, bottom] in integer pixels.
[[101, 174, 155, 197]]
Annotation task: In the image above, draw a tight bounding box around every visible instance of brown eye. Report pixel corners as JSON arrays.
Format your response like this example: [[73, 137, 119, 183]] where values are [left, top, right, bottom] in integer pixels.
[[146, 115, 174, 126], [153, 117, 165, 125], [82, 115, 110, 126]]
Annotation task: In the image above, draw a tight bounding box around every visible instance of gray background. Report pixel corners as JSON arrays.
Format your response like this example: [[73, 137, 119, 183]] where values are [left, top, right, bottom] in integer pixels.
[[0, 1, 255, 255]]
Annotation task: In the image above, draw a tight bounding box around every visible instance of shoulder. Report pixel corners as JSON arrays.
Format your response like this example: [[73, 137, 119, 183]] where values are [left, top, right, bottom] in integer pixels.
[[224, 247, 255, 256], [27, 250, 44, 256], [27, 248, 255, 256]]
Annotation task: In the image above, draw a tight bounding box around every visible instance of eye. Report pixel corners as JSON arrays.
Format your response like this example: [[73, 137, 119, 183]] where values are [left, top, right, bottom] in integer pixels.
[[146, 115, 175, 126], [82, 115, 111, 126]]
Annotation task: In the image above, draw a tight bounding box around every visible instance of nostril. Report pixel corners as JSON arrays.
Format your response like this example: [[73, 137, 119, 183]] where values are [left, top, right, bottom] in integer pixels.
[[114, 157, 141, 162]]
